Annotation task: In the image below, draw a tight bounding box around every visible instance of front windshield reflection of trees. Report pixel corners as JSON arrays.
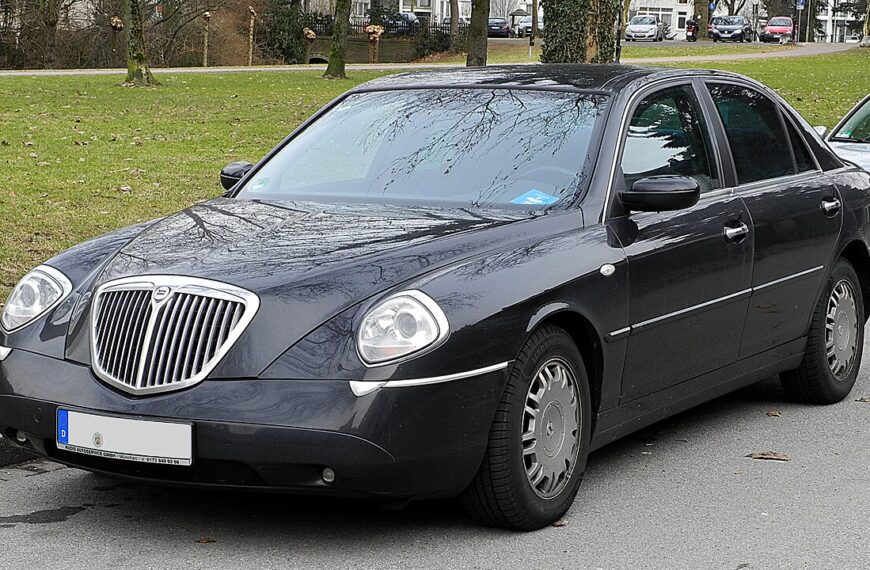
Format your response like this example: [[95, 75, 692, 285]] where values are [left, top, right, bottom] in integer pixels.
[[239, 89, 607, 210]]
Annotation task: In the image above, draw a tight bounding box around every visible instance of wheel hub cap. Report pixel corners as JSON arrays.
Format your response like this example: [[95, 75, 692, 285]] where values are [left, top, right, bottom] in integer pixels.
[[522, 358, 581, 499], [826, 279, 859, 380]]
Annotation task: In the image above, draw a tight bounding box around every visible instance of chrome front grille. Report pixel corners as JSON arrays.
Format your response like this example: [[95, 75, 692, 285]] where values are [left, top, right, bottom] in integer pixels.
[[90, 276, 260, 395]]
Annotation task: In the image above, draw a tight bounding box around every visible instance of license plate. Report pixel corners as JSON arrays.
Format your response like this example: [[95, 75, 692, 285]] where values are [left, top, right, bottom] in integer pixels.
[[56, 409, 193, 466]]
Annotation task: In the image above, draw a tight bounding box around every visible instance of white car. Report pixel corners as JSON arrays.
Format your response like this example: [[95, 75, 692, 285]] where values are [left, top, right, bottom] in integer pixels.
[[625, 15, 664, 41], [820, 94, 870, 171], [514, 15, 543, 37]]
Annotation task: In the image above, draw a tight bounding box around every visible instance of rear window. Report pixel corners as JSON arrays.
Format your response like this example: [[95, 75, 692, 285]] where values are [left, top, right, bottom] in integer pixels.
[[489, 18, 507, 24], [238, 89, 609, 211]]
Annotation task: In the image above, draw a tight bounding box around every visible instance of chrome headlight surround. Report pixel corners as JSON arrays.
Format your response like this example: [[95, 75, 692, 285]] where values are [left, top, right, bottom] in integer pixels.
[[1, 265, 72, 334], [356, 290, 449, 366]]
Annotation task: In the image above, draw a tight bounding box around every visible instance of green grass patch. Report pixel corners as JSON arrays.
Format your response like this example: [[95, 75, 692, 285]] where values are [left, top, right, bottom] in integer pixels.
[[1, 50, 869, 301]]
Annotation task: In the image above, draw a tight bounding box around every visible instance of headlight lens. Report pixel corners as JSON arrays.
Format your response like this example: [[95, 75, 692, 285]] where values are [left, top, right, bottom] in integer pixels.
[[357, 290, 449, 364], [1, 265, 72, 332]]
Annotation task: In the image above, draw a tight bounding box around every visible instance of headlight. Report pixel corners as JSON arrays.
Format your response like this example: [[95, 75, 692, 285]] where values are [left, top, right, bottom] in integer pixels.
[[357, 290, 449, 365], [1, 265, 72, 333]]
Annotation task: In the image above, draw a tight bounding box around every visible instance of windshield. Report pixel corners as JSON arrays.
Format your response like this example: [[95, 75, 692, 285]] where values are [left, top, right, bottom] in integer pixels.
[[237, 89, 608, 210], [630, 16, 656, 25], [832, 99, 870, 142], [768, 18, 791, 26], [720, 16, 745, 25]]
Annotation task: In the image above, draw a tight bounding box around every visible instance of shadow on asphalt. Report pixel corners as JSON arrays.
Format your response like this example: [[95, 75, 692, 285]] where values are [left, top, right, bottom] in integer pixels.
[[19, 375, 798, 534]]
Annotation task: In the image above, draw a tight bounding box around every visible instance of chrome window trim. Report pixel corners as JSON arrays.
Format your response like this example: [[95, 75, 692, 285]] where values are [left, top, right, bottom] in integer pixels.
[[606, 266, 824, 341], [349, 361, 510, 397], [0, 265, 73, 334], [89, 275, 260, 396]]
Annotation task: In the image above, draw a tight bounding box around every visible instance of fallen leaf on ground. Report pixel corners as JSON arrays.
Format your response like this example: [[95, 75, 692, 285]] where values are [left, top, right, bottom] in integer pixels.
[[766, 409, 781, 417], [195, 537, 216, 544], [855, 396, 870, 403], [746, 451, 790, 462], [552, 519, 568, 528], [117, 185, 132, 193]]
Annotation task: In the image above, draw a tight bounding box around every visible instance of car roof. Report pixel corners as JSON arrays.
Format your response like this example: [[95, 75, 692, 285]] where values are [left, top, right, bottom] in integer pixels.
[[353, 65, 742, 95]]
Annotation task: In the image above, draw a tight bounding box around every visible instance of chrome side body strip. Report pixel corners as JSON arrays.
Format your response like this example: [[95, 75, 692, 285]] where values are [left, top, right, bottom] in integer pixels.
[[0, 346, 10, 361], [606, 265, 825, 341], [349, 361, 510, 397]]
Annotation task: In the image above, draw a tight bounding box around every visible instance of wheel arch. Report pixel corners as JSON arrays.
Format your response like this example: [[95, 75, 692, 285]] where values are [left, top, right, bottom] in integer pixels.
[[526, 306, 604, 429], [839, 239, 870, 322]]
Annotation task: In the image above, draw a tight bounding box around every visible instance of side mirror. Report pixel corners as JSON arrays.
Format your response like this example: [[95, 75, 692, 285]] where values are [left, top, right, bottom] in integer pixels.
[[220, 161, 254, 191], [813, 125, 829, 138], [620, 175, 701, 212]]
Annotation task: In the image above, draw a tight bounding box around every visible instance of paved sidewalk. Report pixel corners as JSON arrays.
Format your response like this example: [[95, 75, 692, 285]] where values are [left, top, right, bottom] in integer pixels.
[[0, 42, 855, 77]]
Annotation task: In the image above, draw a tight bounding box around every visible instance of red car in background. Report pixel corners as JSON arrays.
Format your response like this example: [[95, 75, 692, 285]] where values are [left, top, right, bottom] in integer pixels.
[[760, 16, 794, 42]]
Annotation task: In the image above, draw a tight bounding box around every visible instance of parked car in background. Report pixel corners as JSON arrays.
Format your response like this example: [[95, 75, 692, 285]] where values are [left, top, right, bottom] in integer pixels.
[[624, 15, 664, 41], [514, 15, 544, 37], [3, 65, 867, 532], [382, 12, 421, 36], [487, 17, 512, 37], [441, 16, 470, 26], [711, 15, 753, 42], [760, 16, 794, 42], [822, 94, 870, 171]]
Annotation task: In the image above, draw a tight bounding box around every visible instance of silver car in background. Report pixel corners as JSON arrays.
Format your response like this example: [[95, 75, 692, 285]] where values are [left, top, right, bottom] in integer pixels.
[[625, 15, 664, 41], [822, 94, 870, 171]]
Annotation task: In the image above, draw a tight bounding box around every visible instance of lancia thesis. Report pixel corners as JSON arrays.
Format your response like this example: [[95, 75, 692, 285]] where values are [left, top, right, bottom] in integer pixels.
[[2, 66, 869, 531]]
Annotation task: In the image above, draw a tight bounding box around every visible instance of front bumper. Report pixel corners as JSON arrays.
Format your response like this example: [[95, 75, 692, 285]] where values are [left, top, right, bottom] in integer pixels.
[[625, 31, 657, 40], [0, 348, 508, 499]]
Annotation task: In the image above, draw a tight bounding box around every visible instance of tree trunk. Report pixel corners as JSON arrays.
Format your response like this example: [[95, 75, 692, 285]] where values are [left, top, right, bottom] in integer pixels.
[[542, 0, 618, 63], [531, 0, 538, 41], [123, 0, 158, 86], [324, 0, 351, 78], [693, 0, 710, 38], [466, 0, 489, 66], [449, 0, 459, 50]]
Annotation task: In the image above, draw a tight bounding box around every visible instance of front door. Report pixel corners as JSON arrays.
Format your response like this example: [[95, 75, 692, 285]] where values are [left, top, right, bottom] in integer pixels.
[[608, 82, 754, 401], [703, 82, 842, 357]]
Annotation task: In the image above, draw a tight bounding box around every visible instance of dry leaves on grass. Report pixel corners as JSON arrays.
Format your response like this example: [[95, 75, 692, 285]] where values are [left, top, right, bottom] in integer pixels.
[[855, 396, 870, 403], [766, 409, 781, 417], [552, 519, 568, 528], [746, 451, 790, 462], [195, 537, 216, 544]]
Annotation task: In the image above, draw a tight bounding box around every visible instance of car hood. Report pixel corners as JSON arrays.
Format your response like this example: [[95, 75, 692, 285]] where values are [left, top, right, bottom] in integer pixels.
[[827, 141, 870, 171], [716, 24, 744, 31], [765, 25, 791, 32], [628, 25, 656, 31], [72, 197, 529, 377]]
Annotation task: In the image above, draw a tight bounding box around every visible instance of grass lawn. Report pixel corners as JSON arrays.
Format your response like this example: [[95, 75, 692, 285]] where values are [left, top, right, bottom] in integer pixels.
[[1, 49, 869, 301], [416, 39, 795, 64]]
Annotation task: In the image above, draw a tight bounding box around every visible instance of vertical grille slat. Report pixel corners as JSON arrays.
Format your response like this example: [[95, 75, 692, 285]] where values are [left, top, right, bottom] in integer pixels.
[[90, 278, 257, 395]]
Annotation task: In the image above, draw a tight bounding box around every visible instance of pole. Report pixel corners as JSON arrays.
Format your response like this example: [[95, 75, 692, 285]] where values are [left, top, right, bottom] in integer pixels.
[[248, 6, 256, 66], [202, 12, 211, 67], [796, 7, 801, 43], [805, 0, 811, 42]]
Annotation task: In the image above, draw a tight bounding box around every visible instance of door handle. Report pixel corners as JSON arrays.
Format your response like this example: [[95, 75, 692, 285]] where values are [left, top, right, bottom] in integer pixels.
[[723, 222, 749, 243], [822, 198, 841, 216]]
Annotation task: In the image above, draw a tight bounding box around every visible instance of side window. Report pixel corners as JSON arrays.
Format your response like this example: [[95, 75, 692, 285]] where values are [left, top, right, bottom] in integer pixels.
[[783, 116, 816, 172], [621, 85, 720, 192], [706, 83, 795, 184]]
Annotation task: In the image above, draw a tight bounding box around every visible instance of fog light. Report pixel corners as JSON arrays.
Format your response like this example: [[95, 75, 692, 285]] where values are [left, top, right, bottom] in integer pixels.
[[322, 467, 336, 484], [15, 431, 27, 443]]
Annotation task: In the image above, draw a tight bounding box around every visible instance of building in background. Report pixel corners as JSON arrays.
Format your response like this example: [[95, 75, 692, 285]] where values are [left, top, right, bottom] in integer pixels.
[[815, 0, 861, 42], [628, 0, 726, 40]]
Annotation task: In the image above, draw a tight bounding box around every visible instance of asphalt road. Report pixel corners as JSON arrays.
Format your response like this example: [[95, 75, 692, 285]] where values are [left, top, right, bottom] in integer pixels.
[[3, 331, 870, 569]]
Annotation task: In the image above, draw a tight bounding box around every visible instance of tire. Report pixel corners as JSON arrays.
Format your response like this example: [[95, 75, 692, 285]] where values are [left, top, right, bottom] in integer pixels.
[[461, 325, 592, 531], [781, 259, 865, 404]]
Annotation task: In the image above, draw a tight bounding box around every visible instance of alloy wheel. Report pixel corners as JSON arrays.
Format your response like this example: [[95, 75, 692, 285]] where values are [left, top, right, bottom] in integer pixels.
[[522, 358, 581, 499], [826, 279, 859, 379]]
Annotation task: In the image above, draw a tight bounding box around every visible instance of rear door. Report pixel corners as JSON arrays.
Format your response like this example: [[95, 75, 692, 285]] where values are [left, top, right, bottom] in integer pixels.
[[608, 81, 754, 401], [702, 81, 842, 357]]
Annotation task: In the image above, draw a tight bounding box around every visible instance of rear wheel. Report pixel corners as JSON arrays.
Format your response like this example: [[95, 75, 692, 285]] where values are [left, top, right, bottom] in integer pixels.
[[781, 259, 864, 404], [461, 325, 591, 531]]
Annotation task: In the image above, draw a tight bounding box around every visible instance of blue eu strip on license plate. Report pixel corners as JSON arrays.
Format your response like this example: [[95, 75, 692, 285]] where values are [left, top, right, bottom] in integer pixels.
[[57, 409, 69, 444]]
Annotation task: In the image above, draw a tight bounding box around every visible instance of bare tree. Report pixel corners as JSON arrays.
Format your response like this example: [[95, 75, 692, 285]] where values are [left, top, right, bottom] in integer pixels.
[[721, 0, 746, 15], [449, 0, 459, 49], [324, 0, 350, 77], [466, 0, 489, 66], [489, 0, 513, 17]]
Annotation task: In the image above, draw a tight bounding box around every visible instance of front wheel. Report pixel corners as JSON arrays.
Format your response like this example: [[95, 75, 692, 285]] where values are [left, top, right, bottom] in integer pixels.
[[461, 325, 591, 531], [781, 259, 864, 404]]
